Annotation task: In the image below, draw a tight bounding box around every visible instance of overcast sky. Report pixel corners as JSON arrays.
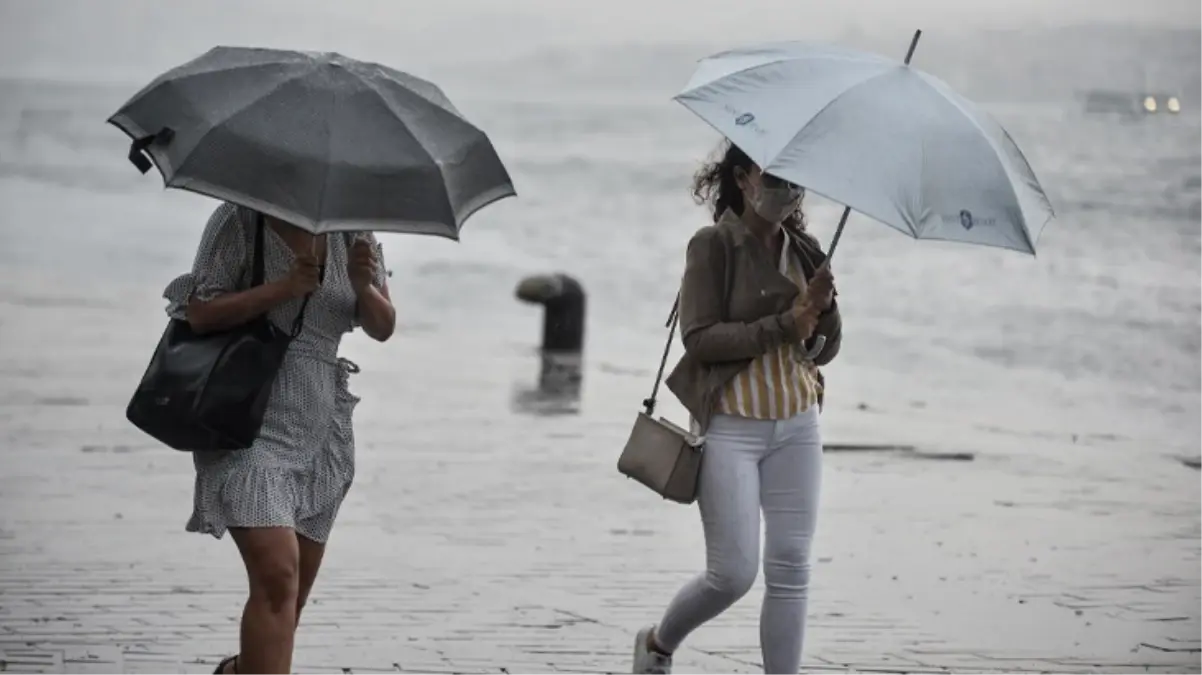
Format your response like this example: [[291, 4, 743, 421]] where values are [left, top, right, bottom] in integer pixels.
[[1, 0, 1198, 83]]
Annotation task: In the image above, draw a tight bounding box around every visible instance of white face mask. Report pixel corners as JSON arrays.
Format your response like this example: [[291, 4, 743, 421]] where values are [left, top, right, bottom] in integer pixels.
[[747, 175, 802, 223]]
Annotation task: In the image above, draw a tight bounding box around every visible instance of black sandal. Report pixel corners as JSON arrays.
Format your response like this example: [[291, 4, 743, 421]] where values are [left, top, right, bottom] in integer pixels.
[[212, 655, 237, 674]]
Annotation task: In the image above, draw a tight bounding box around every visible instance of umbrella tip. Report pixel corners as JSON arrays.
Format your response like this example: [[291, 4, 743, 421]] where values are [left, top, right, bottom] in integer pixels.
[[904, 29, 923, 65]]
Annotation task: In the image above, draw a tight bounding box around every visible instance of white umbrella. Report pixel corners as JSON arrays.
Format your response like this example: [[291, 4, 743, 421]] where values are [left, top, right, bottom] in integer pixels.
[[675, 31, 1055, 257]]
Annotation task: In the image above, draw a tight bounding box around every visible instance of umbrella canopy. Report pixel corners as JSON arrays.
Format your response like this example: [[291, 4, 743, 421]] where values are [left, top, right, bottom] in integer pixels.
[[109, 46, 515, 239], [675, 37, 1054, 255]]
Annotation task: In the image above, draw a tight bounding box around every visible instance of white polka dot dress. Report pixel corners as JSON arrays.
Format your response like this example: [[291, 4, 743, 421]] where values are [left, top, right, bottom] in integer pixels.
[[163, 203, 387, 544]]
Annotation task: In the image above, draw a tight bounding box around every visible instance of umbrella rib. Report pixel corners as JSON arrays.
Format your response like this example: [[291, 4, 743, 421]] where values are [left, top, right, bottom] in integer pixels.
[[114, 61, 296, 123], [675, 55, 795, 97], [356, 75, 457, 224], [999, 123, 1055, 251], [911, 73, 1051, 252], [155, 60, 304, 96], [998, 123, 1054, 219], [167, 70, 313, 186], [675, 49, 889, 99], [907, 231, 1039, 256], [314, 78, 339, 230], [355, 61, 465, 118], [763, 67, 922, 235]]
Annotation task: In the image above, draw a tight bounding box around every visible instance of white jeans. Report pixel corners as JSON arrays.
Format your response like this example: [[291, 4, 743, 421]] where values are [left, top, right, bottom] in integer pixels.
[[656, 408, 823, 674]]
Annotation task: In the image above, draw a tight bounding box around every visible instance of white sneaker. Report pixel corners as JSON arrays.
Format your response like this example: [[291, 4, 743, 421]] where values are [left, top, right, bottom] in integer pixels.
[[632, 625, 673, 674]]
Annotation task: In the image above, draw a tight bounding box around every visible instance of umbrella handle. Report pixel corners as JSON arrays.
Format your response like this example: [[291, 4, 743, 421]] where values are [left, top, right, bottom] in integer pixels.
[[802, 334, 827, 361]]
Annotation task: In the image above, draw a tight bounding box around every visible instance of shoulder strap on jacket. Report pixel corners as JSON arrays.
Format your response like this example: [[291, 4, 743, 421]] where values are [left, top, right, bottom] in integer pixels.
[[643, 225, 734, 415]]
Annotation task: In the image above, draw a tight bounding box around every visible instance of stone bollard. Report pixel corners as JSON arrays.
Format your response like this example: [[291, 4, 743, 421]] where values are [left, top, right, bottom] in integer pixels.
[[514, 273, 586, 353], [512, 273, 586, 415]]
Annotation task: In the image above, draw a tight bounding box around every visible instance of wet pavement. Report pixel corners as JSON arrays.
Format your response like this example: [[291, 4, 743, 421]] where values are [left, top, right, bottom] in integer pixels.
[[1, 291, 1199, 673]]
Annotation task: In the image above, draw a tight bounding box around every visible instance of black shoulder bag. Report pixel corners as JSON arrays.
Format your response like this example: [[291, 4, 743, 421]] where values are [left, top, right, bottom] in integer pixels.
[[126, 214, 312, 452]]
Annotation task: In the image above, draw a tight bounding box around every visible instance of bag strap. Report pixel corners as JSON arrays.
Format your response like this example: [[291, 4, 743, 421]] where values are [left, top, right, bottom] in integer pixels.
[[643, 226, 735, 416], [642, 295, 680, 416], [251, 212, 312, 339], [250, 212, 267, 287], [289, 288, 313, 338]]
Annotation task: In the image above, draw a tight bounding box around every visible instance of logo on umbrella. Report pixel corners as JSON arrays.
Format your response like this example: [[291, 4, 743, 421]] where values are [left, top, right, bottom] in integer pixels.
[[959, 209, 974, 230], [735, 112, 756, 126]]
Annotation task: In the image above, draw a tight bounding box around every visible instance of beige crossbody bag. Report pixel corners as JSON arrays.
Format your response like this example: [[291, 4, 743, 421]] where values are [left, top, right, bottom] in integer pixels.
[[616, 296, 705, 504]]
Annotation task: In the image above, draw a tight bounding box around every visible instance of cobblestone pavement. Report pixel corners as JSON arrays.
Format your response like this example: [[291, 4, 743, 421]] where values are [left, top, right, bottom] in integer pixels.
[[1, 293, 1200, 673]]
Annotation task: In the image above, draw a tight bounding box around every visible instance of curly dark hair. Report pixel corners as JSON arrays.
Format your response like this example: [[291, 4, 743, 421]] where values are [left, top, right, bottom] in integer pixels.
[[691, 140, 806, 231]]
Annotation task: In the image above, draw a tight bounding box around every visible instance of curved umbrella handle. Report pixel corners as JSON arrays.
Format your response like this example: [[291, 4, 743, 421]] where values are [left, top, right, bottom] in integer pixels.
[[803, 334, 827, 361]]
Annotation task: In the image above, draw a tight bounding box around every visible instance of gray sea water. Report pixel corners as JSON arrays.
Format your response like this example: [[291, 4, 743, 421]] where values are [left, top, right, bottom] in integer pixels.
[[0, 8, 1198, 462]]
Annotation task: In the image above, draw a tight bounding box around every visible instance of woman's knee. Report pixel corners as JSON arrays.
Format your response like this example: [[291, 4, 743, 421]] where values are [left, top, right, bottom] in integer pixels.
[[233, 528, 301, 614], [250, 554, 300, 613], [704, 557, 758, 601], [763, 544, 813, 596]]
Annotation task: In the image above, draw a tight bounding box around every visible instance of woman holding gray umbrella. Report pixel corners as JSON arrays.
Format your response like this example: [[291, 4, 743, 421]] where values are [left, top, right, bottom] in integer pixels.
[[111, 47, 516, 674], [166, 204, 393, 674]]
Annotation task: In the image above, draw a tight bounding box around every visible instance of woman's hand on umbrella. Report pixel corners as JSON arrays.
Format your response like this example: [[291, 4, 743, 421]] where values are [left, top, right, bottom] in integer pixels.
[[789, 264, 834, 338], [348, 239, 378, 295], [283, 254, 322, 299], [808, 263, 835, 310]]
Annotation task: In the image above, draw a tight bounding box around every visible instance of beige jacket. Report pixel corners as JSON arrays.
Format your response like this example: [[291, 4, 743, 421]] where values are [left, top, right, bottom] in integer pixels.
[[665, 209, 843, 433]]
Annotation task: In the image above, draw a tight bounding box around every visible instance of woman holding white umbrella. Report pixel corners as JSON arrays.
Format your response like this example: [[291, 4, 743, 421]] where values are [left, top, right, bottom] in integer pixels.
[[633, 140, 841, 675], [633, 31, 1052, 675]]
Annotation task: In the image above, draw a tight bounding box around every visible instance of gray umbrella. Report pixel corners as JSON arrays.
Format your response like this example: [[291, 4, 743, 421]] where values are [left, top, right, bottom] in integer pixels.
[[109, 46, 515, 239]]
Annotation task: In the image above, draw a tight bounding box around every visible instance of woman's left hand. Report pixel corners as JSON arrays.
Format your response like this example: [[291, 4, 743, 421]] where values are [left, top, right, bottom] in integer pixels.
[[348, 239, 378, 295], [807, 263, 835, 311]]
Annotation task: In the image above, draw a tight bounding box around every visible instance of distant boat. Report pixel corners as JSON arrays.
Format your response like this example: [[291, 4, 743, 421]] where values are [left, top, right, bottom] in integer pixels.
[[1082, 89, 1182, 117]]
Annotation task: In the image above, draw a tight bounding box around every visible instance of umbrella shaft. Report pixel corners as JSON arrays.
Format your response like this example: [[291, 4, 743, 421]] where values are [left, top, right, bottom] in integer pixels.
[[826, 206, 852, 262]]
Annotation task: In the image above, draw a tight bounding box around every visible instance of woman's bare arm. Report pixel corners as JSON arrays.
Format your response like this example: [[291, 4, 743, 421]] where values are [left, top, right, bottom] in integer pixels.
[[347, 236, 395, 342], [185, 281, 294, 334], [355, 283, 395, 342]]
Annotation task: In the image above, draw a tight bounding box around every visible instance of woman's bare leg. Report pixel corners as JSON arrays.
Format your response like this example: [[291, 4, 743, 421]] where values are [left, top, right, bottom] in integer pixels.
[[230, 526, 301, 674], [295, 533, 326, 625]]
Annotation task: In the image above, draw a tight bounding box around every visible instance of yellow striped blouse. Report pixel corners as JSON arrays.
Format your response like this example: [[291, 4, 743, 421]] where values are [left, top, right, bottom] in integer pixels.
[[716, 238, 822, 419]]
